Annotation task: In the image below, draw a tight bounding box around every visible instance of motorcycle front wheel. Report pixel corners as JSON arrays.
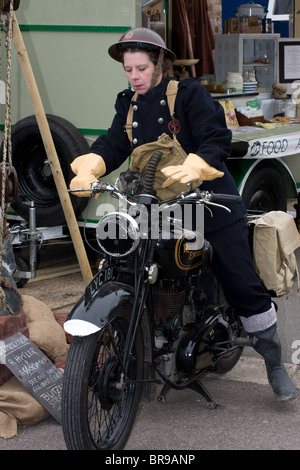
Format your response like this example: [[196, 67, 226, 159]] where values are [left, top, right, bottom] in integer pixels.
[[62, 306, 144, 450]]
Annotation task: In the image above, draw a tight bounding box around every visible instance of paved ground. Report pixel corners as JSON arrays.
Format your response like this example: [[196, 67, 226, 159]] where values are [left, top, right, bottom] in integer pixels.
[[1, 272, 300, 451], [1, 356, 300, 451]]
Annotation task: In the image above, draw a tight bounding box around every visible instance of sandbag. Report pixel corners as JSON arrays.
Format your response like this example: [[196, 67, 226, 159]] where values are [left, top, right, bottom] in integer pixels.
[[0, 377, 49, 439], [0, 295, 68, 438], [21, 295, 69, 360]]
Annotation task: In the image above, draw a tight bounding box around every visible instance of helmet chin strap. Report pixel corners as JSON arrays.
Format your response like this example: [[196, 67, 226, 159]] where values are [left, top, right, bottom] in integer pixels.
[[150, 48, 164, 89]]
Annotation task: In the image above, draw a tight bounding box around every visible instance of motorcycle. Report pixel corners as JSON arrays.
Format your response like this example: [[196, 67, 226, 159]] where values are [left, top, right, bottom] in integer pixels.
[[61, 151, 255, 450]]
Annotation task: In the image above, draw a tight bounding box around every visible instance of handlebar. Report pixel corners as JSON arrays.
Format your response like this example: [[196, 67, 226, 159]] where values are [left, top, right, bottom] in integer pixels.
[[69, 183, 242, 207], [194, 188, 242, 204], [68, 182, 115, 194]]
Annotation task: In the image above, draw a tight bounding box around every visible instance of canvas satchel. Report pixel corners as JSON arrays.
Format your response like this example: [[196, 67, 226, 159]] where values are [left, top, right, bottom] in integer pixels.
[[126, 80, 199, 200], [250, 211, 300, 297]]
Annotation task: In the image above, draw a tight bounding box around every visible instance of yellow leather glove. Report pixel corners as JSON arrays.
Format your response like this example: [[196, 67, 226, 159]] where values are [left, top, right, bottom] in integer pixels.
[[70, 153, 106, 197], [161, 153, 224, 188]]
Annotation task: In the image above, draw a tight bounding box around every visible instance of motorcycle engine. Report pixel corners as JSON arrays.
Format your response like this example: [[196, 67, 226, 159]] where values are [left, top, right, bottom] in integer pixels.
[[177, 314, 231, 373], [152, 279, 231, 382]]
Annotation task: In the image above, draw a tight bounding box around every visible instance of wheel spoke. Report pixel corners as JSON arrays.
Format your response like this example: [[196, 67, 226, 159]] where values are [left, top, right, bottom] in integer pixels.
[[86, 319, 136, 447]]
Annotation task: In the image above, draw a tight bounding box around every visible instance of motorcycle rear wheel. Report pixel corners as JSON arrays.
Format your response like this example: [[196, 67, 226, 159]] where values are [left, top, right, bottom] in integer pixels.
[[62, 307, 144, 450]]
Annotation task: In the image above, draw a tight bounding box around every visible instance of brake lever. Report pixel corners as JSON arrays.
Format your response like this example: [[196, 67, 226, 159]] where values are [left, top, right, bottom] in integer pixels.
[[204, 200, 231, 213]]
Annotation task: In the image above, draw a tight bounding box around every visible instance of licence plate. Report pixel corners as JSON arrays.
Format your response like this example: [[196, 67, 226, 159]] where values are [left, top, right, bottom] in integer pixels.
[[84, 266, 115, 305]]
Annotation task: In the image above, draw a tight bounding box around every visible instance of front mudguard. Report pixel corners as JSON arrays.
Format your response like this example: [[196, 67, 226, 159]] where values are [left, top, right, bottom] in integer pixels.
[[64, 281, 135, 336], [64, 279, 155, 400]]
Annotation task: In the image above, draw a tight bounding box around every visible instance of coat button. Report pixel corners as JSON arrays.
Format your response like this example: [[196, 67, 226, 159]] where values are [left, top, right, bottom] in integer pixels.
[[133, 138, 138, 145], [160, 100, 166, 106], [133, 105, 138, 111], [132, 121, 139, 128], [158, 117, 164, 124]]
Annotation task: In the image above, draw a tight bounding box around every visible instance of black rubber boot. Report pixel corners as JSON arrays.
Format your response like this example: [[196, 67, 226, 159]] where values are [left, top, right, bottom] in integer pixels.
[[250, 324, 298, 402]]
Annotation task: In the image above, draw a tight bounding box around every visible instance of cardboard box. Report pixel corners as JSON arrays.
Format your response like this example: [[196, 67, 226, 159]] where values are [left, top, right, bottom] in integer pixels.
[[225, 16, 262, 34], [248, 25, 263, 33], [247, 16, 262, 33], [226, 18, 240, 34]]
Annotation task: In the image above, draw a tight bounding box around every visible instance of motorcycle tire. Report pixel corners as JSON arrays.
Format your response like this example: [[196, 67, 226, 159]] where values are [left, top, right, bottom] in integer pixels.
[[62, 303, 144, 450], [7, 114, 90, 226]]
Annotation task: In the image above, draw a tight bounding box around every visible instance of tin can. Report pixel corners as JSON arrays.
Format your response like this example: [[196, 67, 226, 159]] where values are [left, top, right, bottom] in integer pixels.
[[262, 18, 273, 33]]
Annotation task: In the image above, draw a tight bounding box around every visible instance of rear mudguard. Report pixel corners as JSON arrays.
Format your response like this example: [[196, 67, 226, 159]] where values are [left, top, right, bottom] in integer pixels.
[[64, 281, 135, 336]]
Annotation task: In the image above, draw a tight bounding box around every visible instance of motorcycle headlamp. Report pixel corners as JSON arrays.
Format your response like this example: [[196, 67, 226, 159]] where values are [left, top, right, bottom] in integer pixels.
[[96, 211, 140, 257]]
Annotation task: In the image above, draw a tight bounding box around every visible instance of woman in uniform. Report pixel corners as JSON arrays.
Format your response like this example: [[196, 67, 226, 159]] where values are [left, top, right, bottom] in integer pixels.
[[70, 27, 297, 403]]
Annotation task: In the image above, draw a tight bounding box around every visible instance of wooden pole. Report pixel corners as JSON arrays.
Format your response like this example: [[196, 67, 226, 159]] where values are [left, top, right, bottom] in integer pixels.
[[182, 5, 196, 78], [12, 12, 93, 284]]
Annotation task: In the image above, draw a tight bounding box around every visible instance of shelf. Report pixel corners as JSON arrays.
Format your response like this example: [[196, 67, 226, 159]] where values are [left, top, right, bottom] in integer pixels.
[[243, 62, 273, 67], [211, 92, 259, 99], [143, 0, 161, 7], [215, 34, 278, 93]]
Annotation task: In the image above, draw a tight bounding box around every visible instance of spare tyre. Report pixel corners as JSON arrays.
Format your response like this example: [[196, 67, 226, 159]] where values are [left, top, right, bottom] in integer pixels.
[[6, 114, 90, 226]]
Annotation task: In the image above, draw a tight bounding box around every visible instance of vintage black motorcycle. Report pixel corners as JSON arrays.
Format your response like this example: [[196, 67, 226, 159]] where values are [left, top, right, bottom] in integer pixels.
[[62, 151, 254, 450]]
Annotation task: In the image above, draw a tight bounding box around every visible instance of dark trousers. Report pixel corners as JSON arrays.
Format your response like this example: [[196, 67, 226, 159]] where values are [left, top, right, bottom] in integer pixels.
[[205, 217, 272, 318]]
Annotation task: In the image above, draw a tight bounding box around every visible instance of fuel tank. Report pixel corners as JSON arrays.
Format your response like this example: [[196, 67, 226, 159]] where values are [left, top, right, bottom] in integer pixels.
[[153, 201, 211, 278], [154, 236, 212, 278]]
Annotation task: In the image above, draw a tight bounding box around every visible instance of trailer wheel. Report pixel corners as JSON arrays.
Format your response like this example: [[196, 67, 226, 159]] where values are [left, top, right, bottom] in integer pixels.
[[13, 257, 30, 288], [6, 114, 90, 226], [242, 165, 287, 212]]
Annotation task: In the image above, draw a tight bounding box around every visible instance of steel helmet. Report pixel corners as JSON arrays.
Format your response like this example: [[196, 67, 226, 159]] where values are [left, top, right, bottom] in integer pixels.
[[108, 27, 176, 62]]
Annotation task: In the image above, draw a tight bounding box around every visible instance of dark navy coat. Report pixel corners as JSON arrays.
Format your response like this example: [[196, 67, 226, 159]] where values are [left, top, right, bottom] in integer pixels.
[[91, 77, 246, 232]]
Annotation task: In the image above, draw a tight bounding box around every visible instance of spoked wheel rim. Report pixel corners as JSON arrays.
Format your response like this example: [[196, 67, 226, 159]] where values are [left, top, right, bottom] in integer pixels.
[[86, 319, 138, 449]]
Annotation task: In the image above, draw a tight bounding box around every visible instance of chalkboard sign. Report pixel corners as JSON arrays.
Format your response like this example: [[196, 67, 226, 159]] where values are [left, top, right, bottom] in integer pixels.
[[0, 332, 63, 423]]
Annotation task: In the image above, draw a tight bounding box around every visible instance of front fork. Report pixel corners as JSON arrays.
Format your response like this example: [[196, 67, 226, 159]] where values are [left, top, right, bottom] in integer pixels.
[[122, 238, 152, 374]]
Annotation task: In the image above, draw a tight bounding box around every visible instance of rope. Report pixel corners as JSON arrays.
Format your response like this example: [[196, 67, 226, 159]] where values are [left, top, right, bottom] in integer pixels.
[[0, 0, 14, 314], [1, 0, 13, 172]]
